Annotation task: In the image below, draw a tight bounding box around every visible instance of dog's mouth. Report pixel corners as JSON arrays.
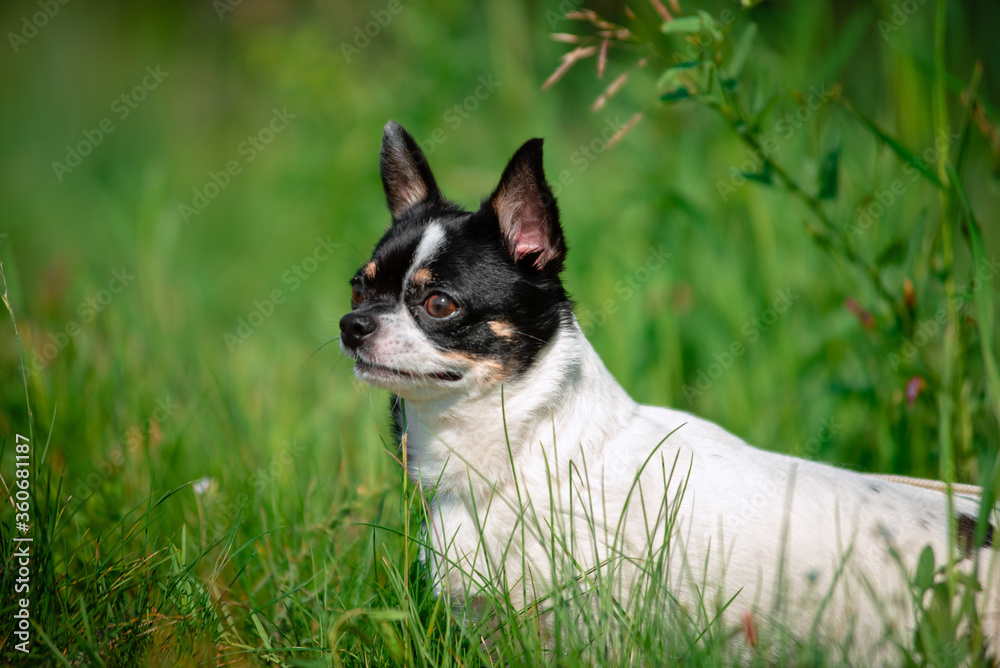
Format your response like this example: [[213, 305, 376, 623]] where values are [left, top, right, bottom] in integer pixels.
[[353, 358, 463, 383]]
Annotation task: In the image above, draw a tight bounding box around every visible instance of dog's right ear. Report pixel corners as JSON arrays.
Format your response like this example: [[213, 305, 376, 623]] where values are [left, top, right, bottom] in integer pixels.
[[380, 121, 442, 219]]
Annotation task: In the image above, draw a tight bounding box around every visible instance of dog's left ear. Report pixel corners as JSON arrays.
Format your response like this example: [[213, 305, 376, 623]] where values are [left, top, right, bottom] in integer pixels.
[[487, 139, 566, 272]]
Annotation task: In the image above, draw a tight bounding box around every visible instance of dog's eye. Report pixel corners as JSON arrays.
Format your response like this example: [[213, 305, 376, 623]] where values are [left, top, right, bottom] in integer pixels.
[[424, 294, 457, 318], [351, 286, 366, 307]]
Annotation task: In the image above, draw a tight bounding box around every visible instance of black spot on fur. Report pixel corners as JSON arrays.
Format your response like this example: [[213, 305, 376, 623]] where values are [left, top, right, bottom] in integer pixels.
[[956, 513, 994, 558], [869, 484, 882, 494]]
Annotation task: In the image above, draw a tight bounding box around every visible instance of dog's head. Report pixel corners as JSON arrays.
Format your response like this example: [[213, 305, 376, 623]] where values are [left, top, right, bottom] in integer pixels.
[[339, 121, 571, 401]]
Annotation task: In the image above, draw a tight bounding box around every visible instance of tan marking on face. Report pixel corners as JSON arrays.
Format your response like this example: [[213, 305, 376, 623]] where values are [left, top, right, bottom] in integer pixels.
[[363, 261, 377, 279], [441, 351, 507, 387], [489, 320, 515, 338], [412, 267, 433, 286]]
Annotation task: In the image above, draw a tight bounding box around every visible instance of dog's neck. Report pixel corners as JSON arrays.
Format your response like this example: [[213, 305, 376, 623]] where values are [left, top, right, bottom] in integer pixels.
[[403, 317, 638, 499]]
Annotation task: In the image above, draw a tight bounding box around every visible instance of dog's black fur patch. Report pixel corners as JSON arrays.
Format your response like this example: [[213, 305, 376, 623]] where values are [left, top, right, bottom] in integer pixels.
[[350, 123, 572, 381], [956, 512, 994, 558]]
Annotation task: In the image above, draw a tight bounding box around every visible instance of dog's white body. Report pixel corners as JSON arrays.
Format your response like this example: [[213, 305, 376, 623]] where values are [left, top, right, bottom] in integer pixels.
[[404, 317, 999, 656]]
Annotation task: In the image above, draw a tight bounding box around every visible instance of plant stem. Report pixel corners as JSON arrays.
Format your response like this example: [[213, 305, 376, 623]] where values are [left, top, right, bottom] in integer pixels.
[[0, 258, 34, 446], [932, 0, 958, 583]]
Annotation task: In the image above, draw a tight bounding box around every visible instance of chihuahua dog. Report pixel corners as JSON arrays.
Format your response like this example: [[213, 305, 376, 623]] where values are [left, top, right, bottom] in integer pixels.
[[341, 121, 998, 658]]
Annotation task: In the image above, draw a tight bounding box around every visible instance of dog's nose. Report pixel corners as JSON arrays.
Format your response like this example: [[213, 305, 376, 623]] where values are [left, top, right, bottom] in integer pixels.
[[339, 312, 377, 349]]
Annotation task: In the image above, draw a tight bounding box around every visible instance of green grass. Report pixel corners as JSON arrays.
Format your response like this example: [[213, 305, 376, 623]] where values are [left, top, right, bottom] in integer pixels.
[[1, 0, 999, 665]]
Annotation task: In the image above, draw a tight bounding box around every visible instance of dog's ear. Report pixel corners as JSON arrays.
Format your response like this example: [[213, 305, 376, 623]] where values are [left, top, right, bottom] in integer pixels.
[[487, 138, 565, 272], [380, 121, 442, 219]]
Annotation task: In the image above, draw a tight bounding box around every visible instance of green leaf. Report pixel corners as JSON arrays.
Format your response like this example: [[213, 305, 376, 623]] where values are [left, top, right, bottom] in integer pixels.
[[656, 61, 700, 92], [914, 546, 935, 591], [661, 16, 704, 34], [728, 23, 757, 78], [750, 93, 779, 131], [817, 145, 839, 200], [696, 10, 724, 41], [657, 67, 683, 91], [842, 101, 943, 189], [661, 87, 693, 102], [742, 163, 773, 185], [250, 612, 274, 650], [806, 223, 836, 253], [876, 239, 906, 267]]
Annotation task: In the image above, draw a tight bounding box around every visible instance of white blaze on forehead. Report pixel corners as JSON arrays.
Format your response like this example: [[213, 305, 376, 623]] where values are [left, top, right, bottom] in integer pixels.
[[404, 221, 446, 289]]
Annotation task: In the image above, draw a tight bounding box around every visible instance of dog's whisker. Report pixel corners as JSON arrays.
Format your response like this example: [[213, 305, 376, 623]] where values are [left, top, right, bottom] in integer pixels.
[[510, 329, 548, 345], [303, 336, 341, 367]]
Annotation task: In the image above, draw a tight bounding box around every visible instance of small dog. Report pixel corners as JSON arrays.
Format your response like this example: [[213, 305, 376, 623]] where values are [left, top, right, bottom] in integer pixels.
[[341, 121, 998, 658]]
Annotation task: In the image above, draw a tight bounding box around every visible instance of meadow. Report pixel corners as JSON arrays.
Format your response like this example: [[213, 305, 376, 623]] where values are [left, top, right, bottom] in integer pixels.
[[1, 0, 999, 665]]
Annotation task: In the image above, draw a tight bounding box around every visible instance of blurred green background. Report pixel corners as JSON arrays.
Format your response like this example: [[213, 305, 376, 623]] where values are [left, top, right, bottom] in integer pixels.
[[1, 0, 999, 663]]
